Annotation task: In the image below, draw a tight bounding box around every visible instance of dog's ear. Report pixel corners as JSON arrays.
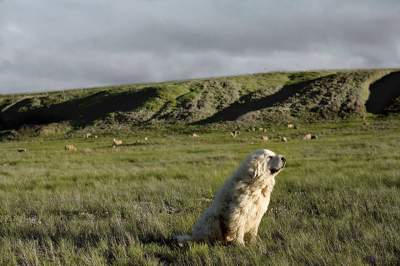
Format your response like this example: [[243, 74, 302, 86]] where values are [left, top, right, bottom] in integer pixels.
[[249, 156, 266, 179]]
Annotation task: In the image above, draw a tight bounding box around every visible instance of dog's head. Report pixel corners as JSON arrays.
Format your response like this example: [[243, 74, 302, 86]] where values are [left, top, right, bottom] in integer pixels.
[[247, 149, 286, 180]]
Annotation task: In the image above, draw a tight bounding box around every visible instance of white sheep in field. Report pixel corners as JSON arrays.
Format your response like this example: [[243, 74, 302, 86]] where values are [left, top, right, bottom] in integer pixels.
[[84, 133, 98, 139], [65, 144, 77, 152], [113, 138, 123, 147], [230, 131, 239, 138], [303, 134, 318, 140]]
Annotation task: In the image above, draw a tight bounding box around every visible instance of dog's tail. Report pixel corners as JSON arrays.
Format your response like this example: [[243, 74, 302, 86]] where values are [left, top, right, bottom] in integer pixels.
[[174, 234, 192, 246]]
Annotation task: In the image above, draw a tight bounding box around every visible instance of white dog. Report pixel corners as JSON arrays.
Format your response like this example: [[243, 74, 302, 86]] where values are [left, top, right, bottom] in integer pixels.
[[177, 149, 286, 245]]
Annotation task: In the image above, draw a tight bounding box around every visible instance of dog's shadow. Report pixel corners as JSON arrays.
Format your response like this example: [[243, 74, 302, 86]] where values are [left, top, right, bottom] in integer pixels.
[[137, 232, 187, 249], [138, 232, 251, 250]]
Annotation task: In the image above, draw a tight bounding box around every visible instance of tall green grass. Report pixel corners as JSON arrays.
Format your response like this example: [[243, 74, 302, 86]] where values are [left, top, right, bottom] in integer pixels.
[[0, 118, 399, 265]]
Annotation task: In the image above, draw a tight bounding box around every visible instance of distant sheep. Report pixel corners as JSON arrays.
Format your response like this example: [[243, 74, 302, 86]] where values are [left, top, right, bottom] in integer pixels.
[[113, 138, 123, 147], [230, 131, 239, 138], [261, 135, 269, 142], [65, 144, 77, 151], [287, 124, 295, 129], [303, 134, 318, 140], [281, 136, 288, 142], [17, 148, 27, 153], [192, 133, 199, 138], [84, 133, 98, 139]]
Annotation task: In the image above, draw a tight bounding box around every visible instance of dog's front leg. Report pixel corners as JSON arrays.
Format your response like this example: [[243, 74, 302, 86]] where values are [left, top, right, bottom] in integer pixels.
[[244, 227, 259, 244], [233, 227, 246, 246]]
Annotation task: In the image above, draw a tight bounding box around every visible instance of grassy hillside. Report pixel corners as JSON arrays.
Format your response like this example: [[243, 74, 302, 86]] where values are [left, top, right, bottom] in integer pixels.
[[1, 69, 399, 133], [0, 118, 399, 264]]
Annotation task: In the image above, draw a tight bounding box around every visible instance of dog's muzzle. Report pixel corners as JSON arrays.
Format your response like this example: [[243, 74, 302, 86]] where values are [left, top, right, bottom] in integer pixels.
[[270, 156, 286, 174]]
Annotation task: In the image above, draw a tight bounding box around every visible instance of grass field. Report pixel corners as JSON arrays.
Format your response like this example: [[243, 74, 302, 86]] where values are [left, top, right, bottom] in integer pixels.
[[0, 118, 400, 265]]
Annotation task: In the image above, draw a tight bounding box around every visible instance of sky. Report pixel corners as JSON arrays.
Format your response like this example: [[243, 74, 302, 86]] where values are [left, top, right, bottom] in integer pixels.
[[0, 0, 399, 93]]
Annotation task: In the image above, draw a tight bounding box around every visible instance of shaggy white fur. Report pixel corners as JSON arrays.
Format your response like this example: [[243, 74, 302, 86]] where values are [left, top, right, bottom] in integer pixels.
[[177, 149, 286, 246]]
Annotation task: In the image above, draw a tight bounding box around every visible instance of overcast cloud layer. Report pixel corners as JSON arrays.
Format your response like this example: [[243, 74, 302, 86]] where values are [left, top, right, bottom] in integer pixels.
[[0, 0, 399, 93]]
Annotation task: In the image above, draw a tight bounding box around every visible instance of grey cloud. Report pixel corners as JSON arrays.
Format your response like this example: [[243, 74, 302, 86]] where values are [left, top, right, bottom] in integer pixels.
[[0, 0, 399, 93]]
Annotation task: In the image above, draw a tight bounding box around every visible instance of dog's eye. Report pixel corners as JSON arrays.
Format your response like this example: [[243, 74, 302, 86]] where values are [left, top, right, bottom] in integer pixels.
[[267, 156, 273, 160]]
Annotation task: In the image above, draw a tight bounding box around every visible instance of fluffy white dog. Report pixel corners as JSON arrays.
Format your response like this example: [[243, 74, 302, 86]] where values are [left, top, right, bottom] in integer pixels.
[[177, 149, 286, 246]]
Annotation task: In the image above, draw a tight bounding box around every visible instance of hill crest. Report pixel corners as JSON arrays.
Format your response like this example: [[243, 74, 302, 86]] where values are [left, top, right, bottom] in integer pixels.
[[1, 69, 399, 132]]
